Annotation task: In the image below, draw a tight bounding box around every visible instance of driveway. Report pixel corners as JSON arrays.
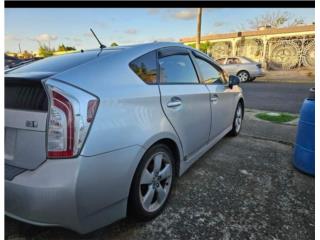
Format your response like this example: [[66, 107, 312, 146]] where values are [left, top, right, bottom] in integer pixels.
[[5, 113, 314, 240], [241, 82, 314, 113]]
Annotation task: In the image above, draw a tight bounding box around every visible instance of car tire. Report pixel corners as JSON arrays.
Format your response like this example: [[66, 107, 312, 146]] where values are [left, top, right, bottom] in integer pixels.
[[249, 77, 256, 82], [237, 71, 250, 82], [128, 144, 175, 220], [229, 102, 243, 137]]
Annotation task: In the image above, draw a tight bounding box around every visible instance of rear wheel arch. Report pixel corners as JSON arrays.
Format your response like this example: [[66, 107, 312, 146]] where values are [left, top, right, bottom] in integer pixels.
[[127, 136, 182, 202], [153, 138, 181, 176], [127, 138, 180, 218], [237, 69, 249, 76], [137, 138, 181, 178]]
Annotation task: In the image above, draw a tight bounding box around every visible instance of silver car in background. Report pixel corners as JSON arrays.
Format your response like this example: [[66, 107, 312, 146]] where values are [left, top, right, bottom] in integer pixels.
[[5, 42, 244, 233], [216, 56, 265, 82]]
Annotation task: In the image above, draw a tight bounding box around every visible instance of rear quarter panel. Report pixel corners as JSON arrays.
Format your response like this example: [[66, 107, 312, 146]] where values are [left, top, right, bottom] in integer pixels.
[[221, 65, 237, 75], [51, 51, 183, 158], [246, 64, 262, 77]]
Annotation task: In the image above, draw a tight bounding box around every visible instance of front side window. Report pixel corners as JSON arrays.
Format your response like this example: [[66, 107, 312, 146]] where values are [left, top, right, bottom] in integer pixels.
[[130, 51, 157, 84], [195, 57, 226, 84], [159, 54, 198, 84]]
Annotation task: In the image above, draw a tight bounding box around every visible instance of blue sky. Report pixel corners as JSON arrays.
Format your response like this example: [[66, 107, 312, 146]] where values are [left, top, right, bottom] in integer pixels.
[[5, 8, 314, 52]]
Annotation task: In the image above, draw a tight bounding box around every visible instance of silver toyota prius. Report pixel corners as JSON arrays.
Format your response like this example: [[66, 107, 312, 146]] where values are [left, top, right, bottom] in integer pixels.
[[5, 42, 244, 233]]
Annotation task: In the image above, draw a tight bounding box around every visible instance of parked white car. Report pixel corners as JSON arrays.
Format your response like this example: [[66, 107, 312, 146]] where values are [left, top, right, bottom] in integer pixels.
[[216, 56, 265, 82]]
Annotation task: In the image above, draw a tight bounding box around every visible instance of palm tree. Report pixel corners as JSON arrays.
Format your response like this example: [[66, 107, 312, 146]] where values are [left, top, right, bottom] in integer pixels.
[[196, 8, 202, 50]]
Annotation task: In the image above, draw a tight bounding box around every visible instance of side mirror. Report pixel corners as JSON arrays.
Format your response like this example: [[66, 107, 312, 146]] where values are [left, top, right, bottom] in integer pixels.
[[228, 75, 240, 88]]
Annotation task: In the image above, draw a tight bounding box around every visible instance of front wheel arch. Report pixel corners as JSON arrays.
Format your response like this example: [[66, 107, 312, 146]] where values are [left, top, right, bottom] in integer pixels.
[[238, 98, 245, 119], [228, 100, 244, 136]]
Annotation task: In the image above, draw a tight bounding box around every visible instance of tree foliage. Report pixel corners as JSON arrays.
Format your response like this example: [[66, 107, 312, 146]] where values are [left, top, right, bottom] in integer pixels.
[[186, 41, 213, 54], [57, 44, 76, 51], [110, 42, 119, 47], [38, 44, 54, 57], [248, 11, 305, 29], [21, 50, 33, 59]]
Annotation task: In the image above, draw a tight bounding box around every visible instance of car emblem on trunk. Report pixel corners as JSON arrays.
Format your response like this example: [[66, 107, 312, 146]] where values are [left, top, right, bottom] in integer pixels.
[[25, 120, 38, 128]]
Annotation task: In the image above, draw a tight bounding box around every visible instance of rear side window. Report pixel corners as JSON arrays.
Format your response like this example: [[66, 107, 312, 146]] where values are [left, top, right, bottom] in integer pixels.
[[195, 57, 226, 84], [130, 51, 157, 84], [159, 55, 198, 84]]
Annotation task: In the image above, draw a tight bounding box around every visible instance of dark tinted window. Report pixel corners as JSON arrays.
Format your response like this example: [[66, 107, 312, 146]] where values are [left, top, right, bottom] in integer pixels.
[[130, 51, 157, 84], [159, 55, 198, 84], [10, 50, 111, 74], [195, 57, 225, 84]]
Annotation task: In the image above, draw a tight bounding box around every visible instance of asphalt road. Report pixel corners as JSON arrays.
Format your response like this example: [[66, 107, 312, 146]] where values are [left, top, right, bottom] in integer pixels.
[[5, 115, 314, 240], [241, 82, 314, 114]]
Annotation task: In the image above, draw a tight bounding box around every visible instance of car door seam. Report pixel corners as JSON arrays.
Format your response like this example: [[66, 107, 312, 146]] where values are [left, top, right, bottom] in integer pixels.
[[157, 85, 185, 159]]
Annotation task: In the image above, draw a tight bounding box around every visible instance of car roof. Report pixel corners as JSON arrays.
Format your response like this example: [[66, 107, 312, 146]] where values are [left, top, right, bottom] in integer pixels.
[[87, 42, 186, 54], [6, 42, 185, 73], [5, 42, 207, 79]]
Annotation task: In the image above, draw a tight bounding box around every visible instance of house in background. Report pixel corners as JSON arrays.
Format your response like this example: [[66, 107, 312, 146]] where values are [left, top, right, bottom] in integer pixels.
[[180, 24, 315, 70]]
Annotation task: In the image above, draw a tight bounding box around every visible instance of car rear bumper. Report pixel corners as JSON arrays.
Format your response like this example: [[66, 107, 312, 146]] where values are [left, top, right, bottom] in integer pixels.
[[5, 145, 143, 233], [251, 69, 265, 78], [5, 158, 81, 230]]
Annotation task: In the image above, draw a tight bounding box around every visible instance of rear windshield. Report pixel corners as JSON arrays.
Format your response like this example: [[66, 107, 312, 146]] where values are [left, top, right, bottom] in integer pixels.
[[9, 50, 109, 74], [240, 57, 256, 63]]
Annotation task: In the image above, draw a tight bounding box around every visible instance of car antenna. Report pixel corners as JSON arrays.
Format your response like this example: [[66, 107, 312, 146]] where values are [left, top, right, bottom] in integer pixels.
[[90, 28, 106, 49]]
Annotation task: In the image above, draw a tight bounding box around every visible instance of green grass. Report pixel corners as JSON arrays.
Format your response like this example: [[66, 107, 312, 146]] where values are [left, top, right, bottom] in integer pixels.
[[255, 112, 297, 123]]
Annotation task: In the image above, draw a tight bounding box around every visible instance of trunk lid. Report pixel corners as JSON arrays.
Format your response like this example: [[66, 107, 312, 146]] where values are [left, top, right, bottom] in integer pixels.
[[5, 73, 51, 170], [5, 51, 103, 174]]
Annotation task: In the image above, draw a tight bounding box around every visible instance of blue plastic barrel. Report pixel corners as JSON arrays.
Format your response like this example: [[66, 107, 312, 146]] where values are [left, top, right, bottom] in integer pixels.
[[293, 88, 315, 175]]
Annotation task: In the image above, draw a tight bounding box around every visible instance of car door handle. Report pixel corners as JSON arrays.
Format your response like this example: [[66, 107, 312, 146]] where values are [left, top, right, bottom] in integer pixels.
[[210, 94, 219, 103], [167, 98, 182, 108]]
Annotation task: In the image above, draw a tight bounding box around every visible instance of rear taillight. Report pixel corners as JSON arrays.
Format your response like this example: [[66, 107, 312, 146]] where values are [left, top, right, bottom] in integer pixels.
[[44, 79, 99, 159], [47, 90, 74, 158], [256, 63, 262, 68]]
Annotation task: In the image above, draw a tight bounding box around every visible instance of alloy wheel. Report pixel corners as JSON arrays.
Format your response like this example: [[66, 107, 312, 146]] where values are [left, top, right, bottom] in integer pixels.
[[235, 105, 242, 133], [139, 152, 173, 212], [238, 72, 249, 82]]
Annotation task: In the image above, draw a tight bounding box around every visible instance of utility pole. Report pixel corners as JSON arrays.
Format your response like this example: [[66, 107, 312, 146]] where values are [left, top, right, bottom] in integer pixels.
[[196, 8, 202, 50], [18, 43, 21, 53]]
